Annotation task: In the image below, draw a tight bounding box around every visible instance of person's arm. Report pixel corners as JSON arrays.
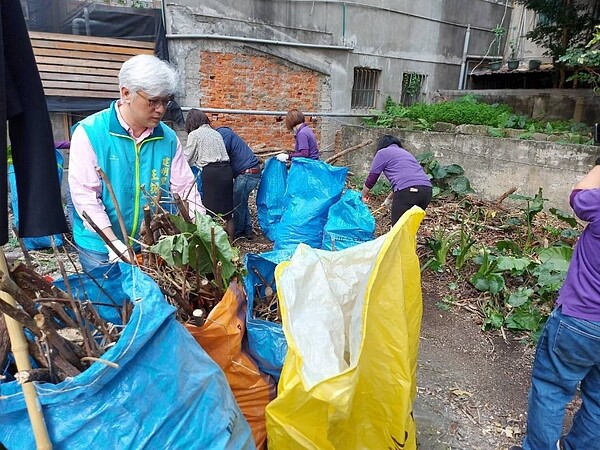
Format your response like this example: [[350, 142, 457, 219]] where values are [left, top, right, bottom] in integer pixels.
[[183, 130, 199, 165], [574, 165, 600, 190], [361, 171, 381, 202], [289, 131, 310, 158], [68, 126, 117, 240], [570, 166, 600, 224], [170, 137, 206, 215]]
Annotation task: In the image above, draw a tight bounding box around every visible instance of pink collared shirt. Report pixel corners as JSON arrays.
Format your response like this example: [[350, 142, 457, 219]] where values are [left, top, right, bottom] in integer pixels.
[[69, 101, 205, 233]]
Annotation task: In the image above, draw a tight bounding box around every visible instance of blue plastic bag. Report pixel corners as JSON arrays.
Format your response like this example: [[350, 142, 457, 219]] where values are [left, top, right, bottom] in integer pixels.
[[191, 165, 203, 197], [243, 250, 292, 381], [8, 148, 65, 249], [256, 158, 288, 242], [0, 265, 254, 450], [322, 190, 376, 251], [274, 158, 347, 251]]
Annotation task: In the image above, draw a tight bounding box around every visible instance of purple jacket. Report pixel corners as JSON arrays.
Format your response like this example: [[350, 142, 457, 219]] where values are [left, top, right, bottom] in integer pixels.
[[557, 188, 600, 321], [290, 123, 319, 160], [365, 144, 431, 192]]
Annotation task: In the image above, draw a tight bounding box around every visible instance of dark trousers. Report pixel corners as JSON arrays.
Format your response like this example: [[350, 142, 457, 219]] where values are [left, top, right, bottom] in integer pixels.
[[391, 185, 432, 225]]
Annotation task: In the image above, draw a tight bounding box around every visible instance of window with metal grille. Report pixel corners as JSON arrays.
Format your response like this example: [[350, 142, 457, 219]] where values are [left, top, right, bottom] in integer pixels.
[[351, 67, 380, 109], [401, 72, 427, 106]]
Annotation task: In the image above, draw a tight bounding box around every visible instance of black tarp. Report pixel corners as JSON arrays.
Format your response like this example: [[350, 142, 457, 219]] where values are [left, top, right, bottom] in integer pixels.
[[1, 0, 69, 243], [23, 0, 169, 113]]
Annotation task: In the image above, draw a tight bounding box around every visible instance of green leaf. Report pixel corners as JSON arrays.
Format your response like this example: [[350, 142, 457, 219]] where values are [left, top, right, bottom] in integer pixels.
[[169, 215, 197, 234], [483, 310, 504, 330], [549, 207, 578, 227], [470, 272, 505, 294], [192, 213, 239, 283], [150, 234, 190, 266], [536, 246, 572, 272], [450, 176, 473, 196], [431, 165, 448, 179], [505, 307, 542, 331], [444, 164, 465, 176], [496, 256, 531, 274], [533, 266, 567, 293], [416, 151, 434, 164], [496, 240, 523, 256], [507, 287, 534, 307]]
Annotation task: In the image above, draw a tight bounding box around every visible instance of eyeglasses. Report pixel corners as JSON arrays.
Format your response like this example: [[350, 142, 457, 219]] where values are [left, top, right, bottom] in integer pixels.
[[136, 91, 174, 109]]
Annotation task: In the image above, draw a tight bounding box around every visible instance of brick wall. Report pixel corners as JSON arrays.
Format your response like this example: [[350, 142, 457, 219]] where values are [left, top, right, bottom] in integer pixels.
[[198, 51, 326, 151]]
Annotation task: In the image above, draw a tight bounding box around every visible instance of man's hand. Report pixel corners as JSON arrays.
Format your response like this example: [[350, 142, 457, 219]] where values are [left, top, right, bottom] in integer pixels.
[[106, 239, 130, 263], [276, 153, 289, 162]]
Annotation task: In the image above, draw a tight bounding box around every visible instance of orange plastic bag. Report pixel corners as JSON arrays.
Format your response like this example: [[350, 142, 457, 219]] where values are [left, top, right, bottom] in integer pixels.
[[186, 282, 276, 449]]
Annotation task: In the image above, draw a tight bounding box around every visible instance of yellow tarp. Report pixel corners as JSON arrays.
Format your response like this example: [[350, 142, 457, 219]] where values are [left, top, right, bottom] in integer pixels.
[[266, 206, 425, 450]]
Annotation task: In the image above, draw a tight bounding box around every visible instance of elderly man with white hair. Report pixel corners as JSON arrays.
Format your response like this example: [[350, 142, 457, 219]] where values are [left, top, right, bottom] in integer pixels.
[[68, 54, 205, 274]]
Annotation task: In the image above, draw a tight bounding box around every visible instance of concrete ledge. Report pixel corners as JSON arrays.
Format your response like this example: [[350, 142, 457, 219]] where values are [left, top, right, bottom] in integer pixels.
[[338, 125, 596, 211]]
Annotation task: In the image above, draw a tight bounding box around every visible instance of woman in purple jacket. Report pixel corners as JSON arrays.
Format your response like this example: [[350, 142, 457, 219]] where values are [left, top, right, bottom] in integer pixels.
[[361, 135, 432, 226], [284, 109, 319, 160]]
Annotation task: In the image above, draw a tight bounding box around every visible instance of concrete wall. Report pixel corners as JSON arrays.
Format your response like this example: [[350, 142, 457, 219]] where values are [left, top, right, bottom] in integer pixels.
[[437, 89, 600, 126], [164, 0, 513, 156], [337, 125, 596, 211]]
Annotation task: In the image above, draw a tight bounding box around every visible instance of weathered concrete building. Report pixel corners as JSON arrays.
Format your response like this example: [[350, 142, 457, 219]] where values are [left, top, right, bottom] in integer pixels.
[[163, 0, 514, 154]]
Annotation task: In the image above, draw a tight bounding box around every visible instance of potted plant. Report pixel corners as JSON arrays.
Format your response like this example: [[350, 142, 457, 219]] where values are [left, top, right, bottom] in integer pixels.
[[529, 59, 542, 70], [491, 25, 506, 58], [507, 38, 520, 70], [488, 60, 502, 71], [488, 25, 506, 71]]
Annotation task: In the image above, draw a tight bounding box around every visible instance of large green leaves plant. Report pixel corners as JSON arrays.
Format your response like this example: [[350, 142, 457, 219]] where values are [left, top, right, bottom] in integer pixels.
[[149, 213, 242, 289]]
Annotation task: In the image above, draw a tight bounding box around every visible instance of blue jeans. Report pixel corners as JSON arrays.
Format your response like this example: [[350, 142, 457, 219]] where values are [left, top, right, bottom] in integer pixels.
[[523, 307, 600, 450], [77, 245, 121, 279], [233, 172, 261, 236]]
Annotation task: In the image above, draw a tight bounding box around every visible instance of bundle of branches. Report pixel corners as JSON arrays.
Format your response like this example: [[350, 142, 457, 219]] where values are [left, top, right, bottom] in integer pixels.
[[250, 268, 281, 324], [0, 263, 130, 384], [138, 192, 245, 324]]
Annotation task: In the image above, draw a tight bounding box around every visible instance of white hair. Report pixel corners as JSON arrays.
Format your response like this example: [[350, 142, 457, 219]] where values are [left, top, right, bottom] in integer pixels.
[[118, 54, 178, 97]]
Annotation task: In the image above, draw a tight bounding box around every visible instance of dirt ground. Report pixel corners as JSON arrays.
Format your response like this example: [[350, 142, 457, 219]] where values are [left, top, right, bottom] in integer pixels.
[[416, 270, 532, 450]]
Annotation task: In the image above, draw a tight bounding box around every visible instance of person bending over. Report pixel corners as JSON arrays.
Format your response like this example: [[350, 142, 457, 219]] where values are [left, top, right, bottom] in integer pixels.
[[361, 135, 432, 226]]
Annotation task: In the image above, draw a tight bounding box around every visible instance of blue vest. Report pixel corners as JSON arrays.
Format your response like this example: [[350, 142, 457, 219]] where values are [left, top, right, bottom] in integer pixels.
[[72, 102, 177, 252]]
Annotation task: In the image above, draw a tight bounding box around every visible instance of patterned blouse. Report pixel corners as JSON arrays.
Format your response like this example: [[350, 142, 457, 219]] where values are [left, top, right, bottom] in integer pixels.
[[184, 124, 229, 168]]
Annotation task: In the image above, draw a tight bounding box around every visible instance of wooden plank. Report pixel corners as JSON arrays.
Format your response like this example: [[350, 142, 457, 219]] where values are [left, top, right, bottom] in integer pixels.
[[31, 39, 154, 57], [28, 31, 155, 50], [35, 55, 123, 70], [42, 80, 118, 92], [44, 88, 117, 98], [37, 64, 119, 77], [33, 47, 132, 63], [40, 72, 116, 85]]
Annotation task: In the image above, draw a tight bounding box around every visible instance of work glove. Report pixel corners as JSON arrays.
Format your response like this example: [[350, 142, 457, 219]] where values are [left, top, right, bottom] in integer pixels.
[[382, 196, 392, 208], [276, 153, 289, 162], [106, 239, 130, 263]]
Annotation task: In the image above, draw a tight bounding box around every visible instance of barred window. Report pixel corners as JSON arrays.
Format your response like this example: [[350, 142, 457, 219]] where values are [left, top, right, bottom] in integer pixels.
[[351, 67, 380, 109], [401, 72, 427, 106]]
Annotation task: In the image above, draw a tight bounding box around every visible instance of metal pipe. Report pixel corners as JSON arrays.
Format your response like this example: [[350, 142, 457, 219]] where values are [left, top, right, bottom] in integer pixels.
[[342, 2, 346, 44], [458, 25, 471, 90], [181, 106, 376, 117], [166, 33, 353, 51]]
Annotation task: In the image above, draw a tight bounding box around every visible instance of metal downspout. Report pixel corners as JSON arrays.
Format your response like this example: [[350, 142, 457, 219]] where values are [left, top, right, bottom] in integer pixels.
[[458, 25, 471, 90]]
